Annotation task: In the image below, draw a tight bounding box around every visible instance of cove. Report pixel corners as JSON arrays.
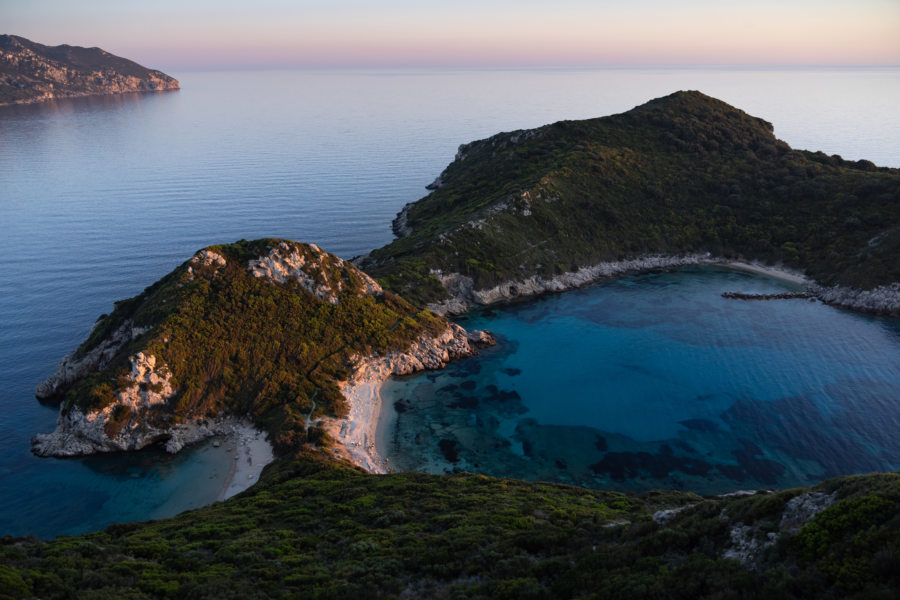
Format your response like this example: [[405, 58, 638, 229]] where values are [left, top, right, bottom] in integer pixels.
[[379, 267, 900, 494]]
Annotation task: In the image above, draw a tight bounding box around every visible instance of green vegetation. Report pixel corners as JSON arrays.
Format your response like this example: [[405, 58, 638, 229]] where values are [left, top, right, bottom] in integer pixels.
[[361, 91, 900, 305], [56, 238, 446, 452], [1, 459, 897, 599]]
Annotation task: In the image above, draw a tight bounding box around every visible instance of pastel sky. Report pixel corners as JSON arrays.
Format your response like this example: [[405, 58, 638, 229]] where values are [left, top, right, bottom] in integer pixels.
[[5, 0, 899, 70]]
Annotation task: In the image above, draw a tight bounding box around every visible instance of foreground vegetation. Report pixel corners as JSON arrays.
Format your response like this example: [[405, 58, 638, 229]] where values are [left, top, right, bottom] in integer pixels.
[[361, 91, 900, 305], [1, 456, 897, 599], [57, 239, 445, 452]]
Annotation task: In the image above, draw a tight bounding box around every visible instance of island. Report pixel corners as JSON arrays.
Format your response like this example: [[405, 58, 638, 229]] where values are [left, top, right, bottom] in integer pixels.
[[0, 34, 179, 106], [4, 94, 899, 599]]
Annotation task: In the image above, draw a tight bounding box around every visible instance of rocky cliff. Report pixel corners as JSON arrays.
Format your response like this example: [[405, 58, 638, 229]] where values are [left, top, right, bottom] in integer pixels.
[[0, 34, 179, 106], [32, 239, 484, 458]]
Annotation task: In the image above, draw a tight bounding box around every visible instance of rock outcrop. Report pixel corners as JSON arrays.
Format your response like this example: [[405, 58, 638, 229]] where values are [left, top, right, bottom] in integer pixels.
[[33, 351, 190, 456], [35, 320, 149, 400], [812, 282, 900, 316], [248, 241, 382, 304], [720, 491, 837, 566], [345, 323, 493, 386], [0, 34, 179, 106]]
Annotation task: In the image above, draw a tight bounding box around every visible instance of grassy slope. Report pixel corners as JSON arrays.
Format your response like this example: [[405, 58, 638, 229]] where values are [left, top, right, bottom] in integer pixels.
[[1, 459, 897, 599], [57, 238, 446, 453], [362, 91, 900, 305]]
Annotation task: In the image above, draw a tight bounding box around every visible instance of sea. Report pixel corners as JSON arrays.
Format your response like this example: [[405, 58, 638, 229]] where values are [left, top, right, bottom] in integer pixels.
[[1, 68, 899, 538]]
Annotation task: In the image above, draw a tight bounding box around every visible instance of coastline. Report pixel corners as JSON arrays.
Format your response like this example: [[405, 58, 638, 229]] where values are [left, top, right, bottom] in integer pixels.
[[0, 88, 180, 109], [217, 421, 275, 501], [323, 324, 492, 473], [426, 255, 899, 317]]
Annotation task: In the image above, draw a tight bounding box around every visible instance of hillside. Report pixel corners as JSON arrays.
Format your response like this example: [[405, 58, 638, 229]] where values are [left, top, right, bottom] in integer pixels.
[[0, 34, 179, 105], [31, 239, 483, 458], [360, 91, 900, 314], [1, 458, 897, 599]]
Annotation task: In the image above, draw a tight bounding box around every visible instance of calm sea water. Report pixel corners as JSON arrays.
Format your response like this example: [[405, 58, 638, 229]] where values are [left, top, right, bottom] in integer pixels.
[[1, 68, 899, 538], [382, 268, 900, 494]]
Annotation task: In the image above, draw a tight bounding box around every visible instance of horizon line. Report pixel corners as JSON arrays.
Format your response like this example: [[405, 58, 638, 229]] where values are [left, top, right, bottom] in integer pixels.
[[161, 63, 900, 73]]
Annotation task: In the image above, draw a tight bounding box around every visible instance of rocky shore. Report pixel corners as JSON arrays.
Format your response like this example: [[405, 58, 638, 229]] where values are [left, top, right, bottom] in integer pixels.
[[324, 323, 494, 472], [425, 255, 900, 317], [427, 255, 717, 315]]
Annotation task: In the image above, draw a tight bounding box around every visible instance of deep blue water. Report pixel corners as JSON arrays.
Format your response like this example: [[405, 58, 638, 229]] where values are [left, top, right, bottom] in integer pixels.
[[382, 268, 900, 493], [1, 68, 899, 537]]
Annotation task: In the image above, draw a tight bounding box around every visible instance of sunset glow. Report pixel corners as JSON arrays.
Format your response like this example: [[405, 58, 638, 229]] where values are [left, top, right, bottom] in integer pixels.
[[6, 0, 900, 70]]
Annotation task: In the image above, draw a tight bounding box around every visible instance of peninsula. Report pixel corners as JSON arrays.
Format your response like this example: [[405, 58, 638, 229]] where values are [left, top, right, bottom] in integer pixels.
[[0, 34, 179, 106], [31, 239, 491, 460], [361, 91, 899, 316]]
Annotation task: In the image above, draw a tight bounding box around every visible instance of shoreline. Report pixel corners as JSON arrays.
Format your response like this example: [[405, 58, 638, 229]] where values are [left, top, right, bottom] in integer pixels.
[[427, 254, 814, 316], [323, 324, 490, 473], [427, 254, 897, 317], [328, 381, 391, 474], [217, 422, 275, 501], [720, 260, 810, 286], [0, 88, 180, 109]]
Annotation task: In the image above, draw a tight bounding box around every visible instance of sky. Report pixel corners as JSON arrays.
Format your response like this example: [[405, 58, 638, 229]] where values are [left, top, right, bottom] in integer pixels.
[[3, 0, 899, 70]]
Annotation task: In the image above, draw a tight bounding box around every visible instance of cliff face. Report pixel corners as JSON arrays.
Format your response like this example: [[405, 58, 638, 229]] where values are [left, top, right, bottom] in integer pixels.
[[0, 34, 179, 106], [361, 91, 900, 316], [32, 239, 482, 458]]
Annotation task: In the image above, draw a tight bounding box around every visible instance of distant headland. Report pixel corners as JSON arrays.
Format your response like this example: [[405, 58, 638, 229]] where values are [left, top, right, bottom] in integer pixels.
[[0, 34, 179, 106]]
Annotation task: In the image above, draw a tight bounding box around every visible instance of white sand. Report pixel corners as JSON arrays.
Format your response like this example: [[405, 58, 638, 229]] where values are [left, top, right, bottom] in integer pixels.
[[325, 381, 392, 473], [722, 261, 810, 286], [218, 423, 275, 500]]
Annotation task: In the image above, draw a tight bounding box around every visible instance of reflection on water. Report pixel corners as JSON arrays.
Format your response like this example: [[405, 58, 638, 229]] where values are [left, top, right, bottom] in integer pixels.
[[382, 268, 900, 494]]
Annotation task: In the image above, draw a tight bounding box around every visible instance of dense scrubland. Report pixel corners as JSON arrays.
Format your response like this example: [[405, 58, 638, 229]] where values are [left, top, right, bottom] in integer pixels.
[[2, 458, 897, 599], [362, 91, 900, 306]]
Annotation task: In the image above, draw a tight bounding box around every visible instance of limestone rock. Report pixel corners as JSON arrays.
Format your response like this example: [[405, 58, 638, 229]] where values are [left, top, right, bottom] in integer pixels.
[[35, 320, 148, 400], [427, 254, 715, 315], [345, 323, 491, 385], [812, 282, 900, 316], [248, 241, 382, 304]]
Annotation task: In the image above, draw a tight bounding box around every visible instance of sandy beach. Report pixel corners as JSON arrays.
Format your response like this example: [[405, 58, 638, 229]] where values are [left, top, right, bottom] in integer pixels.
[[217, 422, 275, 501], [326, 382, 392, 473], [722, 260, 810, 286]]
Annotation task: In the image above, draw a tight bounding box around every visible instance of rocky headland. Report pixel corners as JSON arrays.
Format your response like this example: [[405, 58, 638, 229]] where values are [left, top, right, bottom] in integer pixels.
[[31, 239, 489, 460], [0, 34, 179, 106], [361, 91, 900, 318]]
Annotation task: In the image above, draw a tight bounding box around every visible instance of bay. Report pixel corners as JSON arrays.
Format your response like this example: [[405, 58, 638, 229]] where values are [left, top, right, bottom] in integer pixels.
[[381, 267, 900, 494], [1, 67, 898, 537]]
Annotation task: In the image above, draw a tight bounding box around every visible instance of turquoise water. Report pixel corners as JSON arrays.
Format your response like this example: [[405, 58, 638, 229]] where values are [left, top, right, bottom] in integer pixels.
[[382, 267, 900, 493], [1, 68, 899, 537]]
